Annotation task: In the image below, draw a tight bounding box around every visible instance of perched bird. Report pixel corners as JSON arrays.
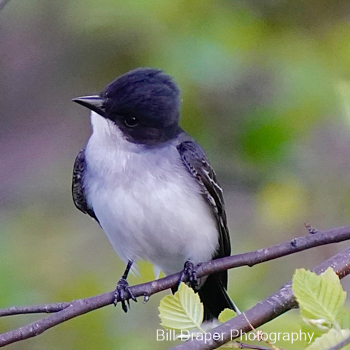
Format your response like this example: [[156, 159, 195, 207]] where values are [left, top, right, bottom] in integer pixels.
[[72, 68, 234, 319]]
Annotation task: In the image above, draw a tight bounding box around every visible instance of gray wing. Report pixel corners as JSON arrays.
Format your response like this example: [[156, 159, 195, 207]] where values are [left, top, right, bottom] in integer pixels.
[[177, 140, 231, 261], [72, 148, 98, 222], [177, 138, 235, 318]]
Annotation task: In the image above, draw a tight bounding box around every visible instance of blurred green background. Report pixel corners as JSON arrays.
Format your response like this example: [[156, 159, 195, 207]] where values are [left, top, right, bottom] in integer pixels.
[[1, 0, 350, 349]]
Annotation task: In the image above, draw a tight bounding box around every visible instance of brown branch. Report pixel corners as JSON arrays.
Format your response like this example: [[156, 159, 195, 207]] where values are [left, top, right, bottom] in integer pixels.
[[0, 303, 71, 317], [169, 246, 350, 350], [1, 225, 350, 347]]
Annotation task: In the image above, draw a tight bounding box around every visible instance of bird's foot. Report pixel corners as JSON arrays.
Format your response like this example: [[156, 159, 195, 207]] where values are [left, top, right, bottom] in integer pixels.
[[113, 260, 137, 312], [180, 260, 200, 288], [113, 277, 137, 312]]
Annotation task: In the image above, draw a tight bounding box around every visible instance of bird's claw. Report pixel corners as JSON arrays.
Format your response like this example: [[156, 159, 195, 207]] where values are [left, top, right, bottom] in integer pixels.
[[114, 277, 137, 312], [180, 260, 200, 288]]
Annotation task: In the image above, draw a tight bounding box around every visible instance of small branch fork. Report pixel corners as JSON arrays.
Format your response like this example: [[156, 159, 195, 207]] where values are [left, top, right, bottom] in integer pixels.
[[1, 225, 350, 347]]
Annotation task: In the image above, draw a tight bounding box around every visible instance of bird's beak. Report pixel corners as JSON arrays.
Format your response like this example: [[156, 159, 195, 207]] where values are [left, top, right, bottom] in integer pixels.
[[72, 95, 106, 117]]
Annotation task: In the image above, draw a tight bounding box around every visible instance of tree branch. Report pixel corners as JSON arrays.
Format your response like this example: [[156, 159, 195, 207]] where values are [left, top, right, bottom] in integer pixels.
[[170, 245, 350, 350], [1, 225, 350, 347], [0, 303, 71, 317]]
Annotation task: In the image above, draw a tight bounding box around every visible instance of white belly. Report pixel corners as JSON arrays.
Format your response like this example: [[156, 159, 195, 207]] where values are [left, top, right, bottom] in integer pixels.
[[83, 113, 219, 275]]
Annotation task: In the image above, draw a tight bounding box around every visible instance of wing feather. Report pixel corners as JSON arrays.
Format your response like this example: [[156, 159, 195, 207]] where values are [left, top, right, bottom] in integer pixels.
[[177, 140, 231, 286], [72, 148, 98, 222]]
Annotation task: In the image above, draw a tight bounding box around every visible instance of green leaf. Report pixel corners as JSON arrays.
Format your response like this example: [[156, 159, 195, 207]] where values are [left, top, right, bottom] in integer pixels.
[[306, 329, 350, 350], [158, 283, 204, 331], [338, 309, 350, 329], [292, 268, 346, 329], [218, 308, 237, 323], [301, 320, 328, 340]]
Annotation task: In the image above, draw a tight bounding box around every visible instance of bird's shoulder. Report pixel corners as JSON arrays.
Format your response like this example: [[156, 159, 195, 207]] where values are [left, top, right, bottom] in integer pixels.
[[72, 148, 99, 222]]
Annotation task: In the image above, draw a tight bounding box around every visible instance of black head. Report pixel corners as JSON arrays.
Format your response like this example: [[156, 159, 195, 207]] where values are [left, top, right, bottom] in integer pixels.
[[73, 68, 181, 145]]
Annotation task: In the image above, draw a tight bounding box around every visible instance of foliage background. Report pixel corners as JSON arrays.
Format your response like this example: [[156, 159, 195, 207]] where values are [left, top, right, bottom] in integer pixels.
[[1, 1, 350, 349]]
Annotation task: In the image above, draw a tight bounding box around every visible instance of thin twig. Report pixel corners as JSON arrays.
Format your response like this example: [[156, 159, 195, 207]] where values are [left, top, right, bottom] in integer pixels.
[[1, 225, 350, 347], [0, 303, 71, 317]]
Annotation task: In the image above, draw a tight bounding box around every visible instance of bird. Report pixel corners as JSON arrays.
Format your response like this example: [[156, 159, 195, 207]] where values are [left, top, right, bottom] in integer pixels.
[[72, 67, 235, 320]]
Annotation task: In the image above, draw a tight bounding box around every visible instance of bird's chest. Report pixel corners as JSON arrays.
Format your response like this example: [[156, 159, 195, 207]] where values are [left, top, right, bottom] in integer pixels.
[[83, 141, 218, 274], [84, 139, 187, 208]]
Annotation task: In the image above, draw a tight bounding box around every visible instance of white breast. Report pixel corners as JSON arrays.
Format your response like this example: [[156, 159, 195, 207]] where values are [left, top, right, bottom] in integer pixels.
[[83, 112, 219, 275]]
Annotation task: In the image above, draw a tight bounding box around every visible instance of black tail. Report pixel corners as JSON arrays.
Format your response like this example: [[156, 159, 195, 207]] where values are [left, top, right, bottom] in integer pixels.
[[198, 272, 235, 320]]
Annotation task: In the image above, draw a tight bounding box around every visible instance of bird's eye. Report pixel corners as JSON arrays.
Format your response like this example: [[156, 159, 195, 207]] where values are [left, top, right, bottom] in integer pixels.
[[124, 116, 139, 128]]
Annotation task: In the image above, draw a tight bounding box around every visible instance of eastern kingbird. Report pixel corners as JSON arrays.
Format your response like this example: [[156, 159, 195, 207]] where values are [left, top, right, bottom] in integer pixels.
[[72, 68, 234, 319]]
